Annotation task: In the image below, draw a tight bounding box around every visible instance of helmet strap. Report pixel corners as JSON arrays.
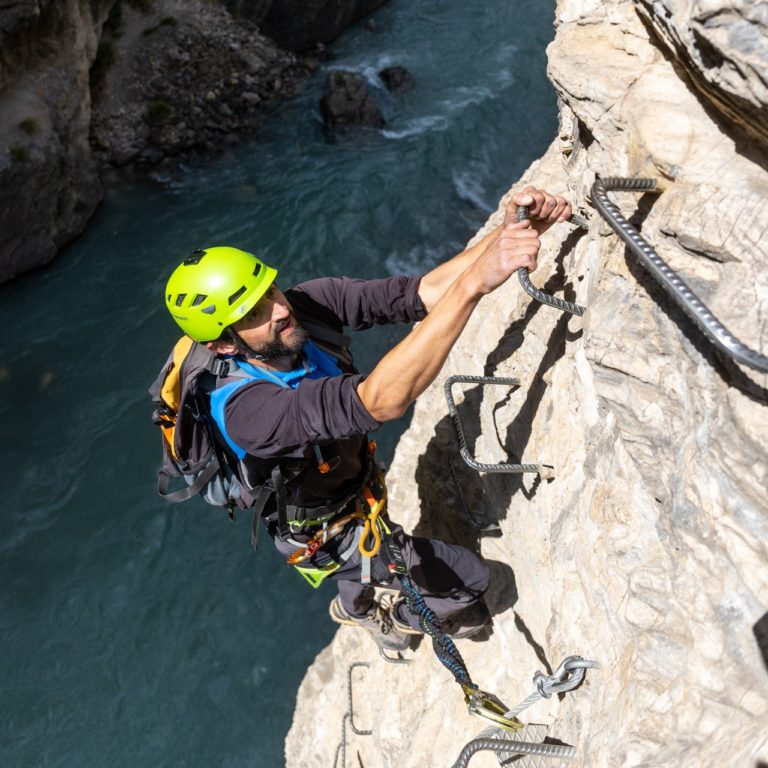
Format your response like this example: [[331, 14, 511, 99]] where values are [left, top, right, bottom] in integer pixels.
[[226, 328, 269, 362]]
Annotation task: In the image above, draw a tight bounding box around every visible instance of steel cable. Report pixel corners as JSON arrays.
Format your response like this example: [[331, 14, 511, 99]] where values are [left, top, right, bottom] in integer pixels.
[[592, 177, 768, 373]]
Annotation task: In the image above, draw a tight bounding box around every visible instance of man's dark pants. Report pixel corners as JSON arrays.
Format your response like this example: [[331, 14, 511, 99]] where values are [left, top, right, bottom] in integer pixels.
[[271, 520, 489, 630]]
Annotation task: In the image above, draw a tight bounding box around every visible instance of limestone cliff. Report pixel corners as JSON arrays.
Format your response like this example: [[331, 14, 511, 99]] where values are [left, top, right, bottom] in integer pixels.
[[0, 0, 110, 283], [287, 1, 768, 766]]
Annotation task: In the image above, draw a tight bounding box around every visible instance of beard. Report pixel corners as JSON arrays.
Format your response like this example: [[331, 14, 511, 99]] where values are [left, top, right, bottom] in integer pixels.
[[252, 321, 309, 361]]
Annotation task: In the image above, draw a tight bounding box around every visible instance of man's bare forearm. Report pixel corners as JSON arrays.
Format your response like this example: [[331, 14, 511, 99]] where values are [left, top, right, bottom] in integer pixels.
[[359, 187, 569, 423], [417, 227, 500, 312], [358, 274, 482, 421]]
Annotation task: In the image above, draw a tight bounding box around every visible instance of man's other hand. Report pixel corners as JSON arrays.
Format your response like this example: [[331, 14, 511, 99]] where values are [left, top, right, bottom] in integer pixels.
[[507, 186, 571, 236]]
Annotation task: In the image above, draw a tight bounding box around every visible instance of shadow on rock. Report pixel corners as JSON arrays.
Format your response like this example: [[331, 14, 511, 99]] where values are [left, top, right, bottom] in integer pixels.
[[484, 558, 518, 618], [754, 611, 768, 674], [412, 225, 585, 556]]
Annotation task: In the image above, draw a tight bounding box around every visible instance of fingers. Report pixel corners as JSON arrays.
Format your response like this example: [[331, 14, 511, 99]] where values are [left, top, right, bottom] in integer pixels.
[[503, 204, 527, 227], [508, 186, 572, 226]]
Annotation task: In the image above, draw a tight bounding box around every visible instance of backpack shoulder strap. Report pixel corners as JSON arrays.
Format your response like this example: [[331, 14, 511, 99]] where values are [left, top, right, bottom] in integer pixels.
[[299, 317, 351, 350]]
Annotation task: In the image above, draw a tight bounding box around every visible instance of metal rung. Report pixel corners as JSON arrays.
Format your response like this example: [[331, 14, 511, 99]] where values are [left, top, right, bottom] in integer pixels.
[[444, 375, 553, 478]]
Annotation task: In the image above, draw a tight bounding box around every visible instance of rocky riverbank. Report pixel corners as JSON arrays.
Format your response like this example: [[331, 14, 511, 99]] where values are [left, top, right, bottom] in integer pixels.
[[89, 0, 311, 171], [0, 0, 388, 283]]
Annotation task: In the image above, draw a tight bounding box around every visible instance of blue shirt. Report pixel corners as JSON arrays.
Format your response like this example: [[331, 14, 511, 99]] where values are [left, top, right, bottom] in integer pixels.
[[209, 340, 342, 459]]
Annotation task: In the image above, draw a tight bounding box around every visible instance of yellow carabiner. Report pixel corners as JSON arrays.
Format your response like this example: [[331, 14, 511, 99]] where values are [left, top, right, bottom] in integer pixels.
[[462, 685, 525, 732], [358, 485, 386, 558]]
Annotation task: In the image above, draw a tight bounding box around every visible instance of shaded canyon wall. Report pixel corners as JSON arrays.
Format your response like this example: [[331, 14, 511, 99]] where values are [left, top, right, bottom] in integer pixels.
[[0, 0, 388, 283]]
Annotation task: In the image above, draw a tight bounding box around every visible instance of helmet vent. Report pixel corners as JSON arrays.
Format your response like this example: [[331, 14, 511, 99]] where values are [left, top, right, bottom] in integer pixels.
[[228, 286, 247, 305], [184, 250, 206, 265], [252, 263, 262, 277], [174, 293, 187, 307], [201, 305, 216, 315], [191, 294, 207, 307]]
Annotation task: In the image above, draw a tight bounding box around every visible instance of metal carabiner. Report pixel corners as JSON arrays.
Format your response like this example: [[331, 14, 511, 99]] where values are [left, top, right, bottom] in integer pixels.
[[533, 655, 598, 697], [358, 485, 386, 558], [462, 685, 524, 732], [286, 510, 365, 566]]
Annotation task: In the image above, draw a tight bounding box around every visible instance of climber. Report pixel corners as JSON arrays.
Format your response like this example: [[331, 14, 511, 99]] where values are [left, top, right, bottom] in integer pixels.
[[162, 186, 571, 651]]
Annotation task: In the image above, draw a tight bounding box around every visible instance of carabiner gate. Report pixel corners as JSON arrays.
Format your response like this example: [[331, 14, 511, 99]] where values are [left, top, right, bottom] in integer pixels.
[[462, 685, 524, 732]]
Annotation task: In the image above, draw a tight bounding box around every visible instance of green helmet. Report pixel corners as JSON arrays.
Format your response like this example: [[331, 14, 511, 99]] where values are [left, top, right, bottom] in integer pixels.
[[165, 246, 278, 342]]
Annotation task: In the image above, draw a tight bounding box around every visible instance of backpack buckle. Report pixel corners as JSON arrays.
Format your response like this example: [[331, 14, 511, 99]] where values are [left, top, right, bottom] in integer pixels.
[[209, 358, 233, 377]]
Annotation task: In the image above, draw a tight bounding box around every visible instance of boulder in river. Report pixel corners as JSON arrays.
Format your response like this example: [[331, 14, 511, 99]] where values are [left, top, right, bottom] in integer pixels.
[[378, 65, 414, 92], [319, 70, 385, 128]]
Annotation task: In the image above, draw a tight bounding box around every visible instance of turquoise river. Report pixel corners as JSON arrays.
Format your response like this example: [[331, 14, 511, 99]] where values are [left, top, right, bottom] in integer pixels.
[[0, 1, 557, 765]]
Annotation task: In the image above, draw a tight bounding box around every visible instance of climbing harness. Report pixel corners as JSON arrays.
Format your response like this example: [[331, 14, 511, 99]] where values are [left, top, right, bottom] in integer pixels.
[[445, 374, 554, 477], [286, 510, 366, 566], [511, 205, 587, 316], [333, 662, 372, 768], [452, 656, 598, 767], [591, 177, 768, 373], [285, 448, 388, 587]]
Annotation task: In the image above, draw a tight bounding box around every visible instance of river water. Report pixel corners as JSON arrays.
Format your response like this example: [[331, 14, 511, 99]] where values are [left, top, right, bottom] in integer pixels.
[[0, 1, 556, 765]]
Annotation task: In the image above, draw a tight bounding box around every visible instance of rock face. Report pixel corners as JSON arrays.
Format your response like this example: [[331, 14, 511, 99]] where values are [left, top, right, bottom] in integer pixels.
[[287, 1, 768, 766], [319, 70, 385, 128], [635, 0, 768, 146], [0, 0, 110, 283], [224, 0, 390, 51]]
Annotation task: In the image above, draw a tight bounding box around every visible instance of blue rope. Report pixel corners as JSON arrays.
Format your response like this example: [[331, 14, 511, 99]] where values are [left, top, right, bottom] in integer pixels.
[[399, 574, 474, 688]]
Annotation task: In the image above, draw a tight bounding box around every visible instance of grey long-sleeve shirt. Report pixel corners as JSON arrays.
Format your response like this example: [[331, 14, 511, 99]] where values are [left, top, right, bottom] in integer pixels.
[[223, 275, 427, 461]]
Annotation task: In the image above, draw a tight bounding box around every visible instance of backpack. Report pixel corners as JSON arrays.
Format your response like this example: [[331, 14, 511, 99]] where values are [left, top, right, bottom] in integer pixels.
[[149, 336, 250, 518], [148, 311, 359, 527]]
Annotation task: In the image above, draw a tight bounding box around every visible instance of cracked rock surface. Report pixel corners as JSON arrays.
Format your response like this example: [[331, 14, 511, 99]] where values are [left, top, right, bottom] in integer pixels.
[[287, 1, 768, 765]]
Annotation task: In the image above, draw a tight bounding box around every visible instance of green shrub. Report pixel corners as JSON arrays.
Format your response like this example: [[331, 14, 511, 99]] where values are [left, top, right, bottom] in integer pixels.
[[19, 118, 38, 135], [146, 100, 173, 125]]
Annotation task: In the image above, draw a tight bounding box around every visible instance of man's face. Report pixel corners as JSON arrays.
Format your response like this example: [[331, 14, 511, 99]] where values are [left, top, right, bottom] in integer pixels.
[[231, 284, 308, 360]]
